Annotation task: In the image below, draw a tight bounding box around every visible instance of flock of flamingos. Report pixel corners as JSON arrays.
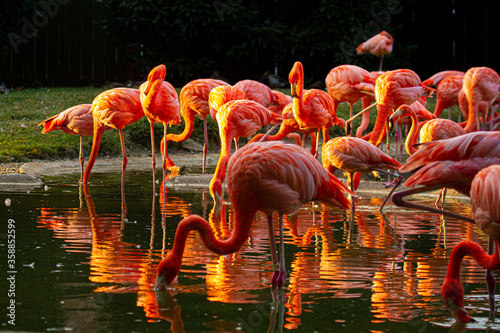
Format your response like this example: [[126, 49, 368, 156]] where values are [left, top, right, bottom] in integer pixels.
[[37, 31, 500, 325]]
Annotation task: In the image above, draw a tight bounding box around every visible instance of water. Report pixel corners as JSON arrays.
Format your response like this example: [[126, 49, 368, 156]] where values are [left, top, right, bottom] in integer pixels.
[[1, 170, 499, 332]]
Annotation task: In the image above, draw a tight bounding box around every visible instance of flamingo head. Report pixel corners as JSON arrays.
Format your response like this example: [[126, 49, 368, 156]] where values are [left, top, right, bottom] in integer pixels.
[[144, 64, 166, 95], [289, 61, 304, 98], [441, 278, 474, 323], [155, 255, 181, 290], [210, 179, 223, 205], [389, 104, 414, 125]]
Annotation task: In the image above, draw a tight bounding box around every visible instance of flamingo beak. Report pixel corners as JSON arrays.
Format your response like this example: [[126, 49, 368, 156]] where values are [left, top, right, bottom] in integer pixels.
[[155, 273, 167, 291], [291, 82, 298, 98]]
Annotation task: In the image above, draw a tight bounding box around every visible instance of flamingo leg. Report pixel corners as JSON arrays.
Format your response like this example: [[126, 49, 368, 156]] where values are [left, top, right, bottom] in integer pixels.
[[375, 168, 403, 213], [314, 130, 320, 159], [392, 183, 475, 223], [150, 122, 157, 192], [79, 135, 84, 183], [259, 120, 282, 142], [349, 172, 356, 215], [203, 118, 208, 174], [301, 133, 307, 148], [267, 213, 280, 287], [277, 213, 287, 288], [345, 101, 377, 136], [379, 55, 384, 72], [162, 124, 168, 220], [486, 237, 496, 322], [118, 129, 128, 188]]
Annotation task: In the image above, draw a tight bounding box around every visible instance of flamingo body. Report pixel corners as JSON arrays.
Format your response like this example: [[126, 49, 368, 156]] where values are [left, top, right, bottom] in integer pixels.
[[38, 104, 94, 136]]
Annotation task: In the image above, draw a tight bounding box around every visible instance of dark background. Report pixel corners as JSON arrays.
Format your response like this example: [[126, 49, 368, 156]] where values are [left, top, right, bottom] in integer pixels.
[[0, 0, 497, 88]]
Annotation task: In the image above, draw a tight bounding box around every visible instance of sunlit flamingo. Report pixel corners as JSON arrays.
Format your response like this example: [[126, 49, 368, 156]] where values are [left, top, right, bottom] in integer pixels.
[[38, 104, 93, 181], [155, 141, 354, 290], [208, 85, 247, 121], [461, 67, 500, 132], [322, 136, 402, 213], [209, 100, 282, 203], [392, 131, 500, 221], [441, 165, 500, 323], [369, 69, 434, 148], [82, 88, 144, 185], [356, 31, 394, 71], [421, 70, 465, 87], [139, 64, 180, 185], [161, 78, 229, 174], [325, 65, 376, 132], [234, 79, 277, 108], [289, 61, 344, 155]]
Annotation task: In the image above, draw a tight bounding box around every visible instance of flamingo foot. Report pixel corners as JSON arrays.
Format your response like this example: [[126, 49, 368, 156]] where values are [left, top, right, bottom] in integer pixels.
[[271, 266, 286, 288]]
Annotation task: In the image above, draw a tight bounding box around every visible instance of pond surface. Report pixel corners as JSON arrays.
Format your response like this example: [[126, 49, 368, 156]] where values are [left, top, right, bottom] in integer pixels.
[[1, 169, 499, 332]]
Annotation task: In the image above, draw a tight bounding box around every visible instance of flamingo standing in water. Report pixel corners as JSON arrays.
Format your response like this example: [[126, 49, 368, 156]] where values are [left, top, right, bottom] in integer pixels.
[[461, 67, 500, 132], [289, 61, 344, 156], [82, 88, 144, 185], [139, 64, 180, 185], [154, 141, 354, 290], [322, 136, 402, 213], [356, 31, 394, 71], [38, 104, 93, 182], [369, 69, 434, 149], [441, 164, 500, 323], [160, 78, 228, 174], [209, 100, 282, 203], [325, 64, 376, 133]]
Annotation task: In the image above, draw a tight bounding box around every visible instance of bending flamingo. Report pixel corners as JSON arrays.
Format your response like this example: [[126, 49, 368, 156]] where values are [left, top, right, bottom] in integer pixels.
[[370, 69, 434, 148], [38, 104, 93, 182], [392, 131, 500, 221], [356, 31, 394, 71], [289, 61, 344, 156], [208, 85, 247, 122], [234, 79, 277, 108], [431, 74, 464, 119], [82, 88, 144, 185], [421, 70, 465, 87], [161, 78, 228, 174], [441, 165, 500, 323], [461, 67, 500, 132], [155, 141, 354, 290], [325, 64, 376, 128], [139, 64, 180, 184], [209, 100, 282, 203], [322, 136, 402, 213]]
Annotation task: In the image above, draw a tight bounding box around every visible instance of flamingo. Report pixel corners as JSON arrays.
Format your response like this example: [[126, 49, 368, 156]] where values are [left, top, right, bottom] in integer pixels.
[[209, 100, 282, 203], [461, 67, 500, 132], [325, 64, 376, 128], [208, 85, 247, 121], [234, 79, 277, 108], [82, 88, 144, 185], [139, 64, 180, 187], [356, 31, 394, 71], [421, 70, 465, 87], [369, 69, 434, 149], [38, 104, 93, 182], [432, 74, 464, 119], [289, 61, 344, 156], [267, 90, 293, 115], [322, 136, 402, 213], [160, 78, 229, 174], [392, 131, 500, 221], [154, 141, 354, 290], [441, 165, 500, 323]]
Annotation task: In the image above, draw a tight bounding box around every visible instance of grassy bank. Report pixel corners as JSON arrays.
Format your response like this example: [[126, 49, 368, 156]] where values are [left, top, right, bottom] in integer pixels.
[[0, 86, 448, 163]]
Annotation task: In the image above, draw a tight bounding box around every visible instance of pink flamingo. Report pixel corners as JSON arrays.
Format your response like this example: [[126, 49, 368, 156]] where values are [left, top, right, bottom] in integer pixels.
[[38, 104, 93, 181], [356, 31, 394, 71], [441, 165, 500, 323], [155, 141, 354, 290]]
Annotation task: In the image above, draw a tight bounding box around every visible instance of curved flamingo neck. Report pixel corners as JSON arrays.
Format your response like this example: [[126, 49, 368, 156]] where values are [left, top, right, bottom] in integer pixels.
[[403, 109, 419, 156], [446, 239, 500, 281], [142, 79, 162, 112], [464, 97, 478, 133], [291, 66, 305, 120], [165, 108, 196, 142]]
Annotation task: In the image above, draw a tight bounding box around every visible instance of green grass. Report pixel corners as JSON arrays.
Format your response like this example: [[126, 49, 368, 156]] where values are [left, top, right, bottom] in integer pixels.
[[0, 86, 456, 163]]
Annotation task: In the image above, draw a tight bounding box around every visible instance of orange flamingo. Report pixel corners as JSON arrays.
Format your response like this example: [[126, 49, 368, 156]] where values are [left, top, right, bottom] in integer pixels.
[[208, 85, 247, 122], [325, 65, 376, 128], [289, 61, 344, 156], [421, 70, 465, 87], [155, 141, 354, 290], [392, 131, 500, 221], [441, 165, 500, 323], [431, 74, 464, 119], [267, 90, 292, 115], [82, 88, 144, 185], [461, 67, 500, 132], [209, 100, 282, 203], [322, 136, 402, 213], [356, 31, 394, 71], [234, 79, 277, 108], [38, 104, 93, 181], [369, 69, 434, 148], [161, 78, 229, 174], [139, 64, 180, 182]]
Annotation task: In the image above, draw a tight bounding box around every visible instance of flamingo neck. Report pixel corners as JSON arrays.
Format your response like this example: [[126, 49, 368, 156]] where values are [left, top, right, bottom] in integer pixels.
[[404, 110, 419, 156], [166, 108, 195, 142], [464, 98, 478, 132], [82, 126, 105, 184], [142, 79, 161, 112]]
